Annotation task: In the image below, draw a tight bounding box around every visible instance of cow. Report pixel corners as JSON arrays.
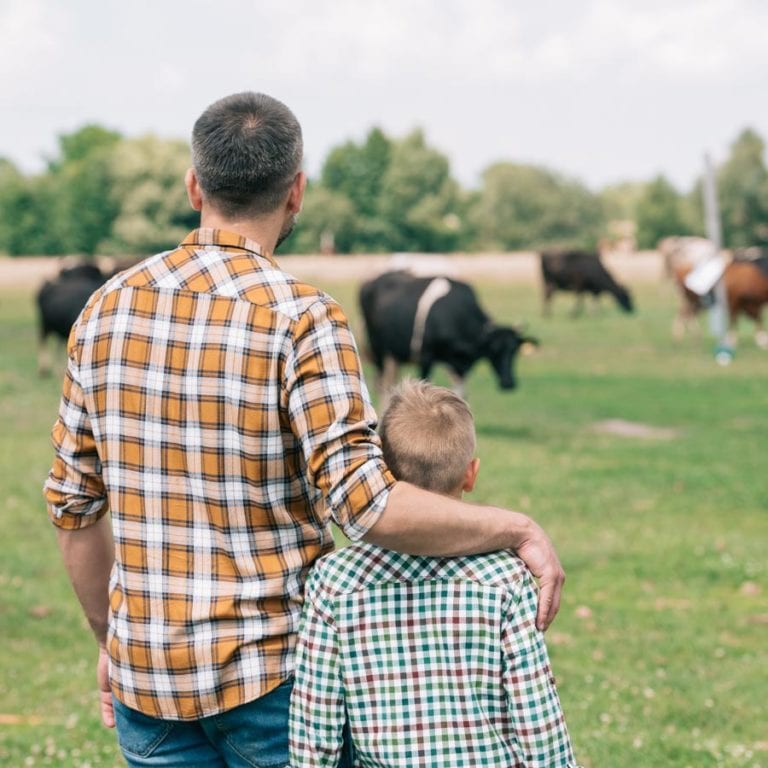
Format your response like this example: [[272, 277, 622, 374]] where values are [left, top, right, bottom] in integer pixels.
[[358, 270, 537, 404], [673, 255, 768, 349], [36, 262, 109, 376], [539, 250, 634, 316]]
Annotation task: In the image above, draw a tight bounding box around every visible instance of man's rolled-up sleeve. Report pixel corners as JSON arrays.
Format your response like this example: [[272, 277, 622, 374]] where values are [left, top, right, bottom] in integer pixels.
[[285, 297, 395, 541], [44, 353, 108, 529]]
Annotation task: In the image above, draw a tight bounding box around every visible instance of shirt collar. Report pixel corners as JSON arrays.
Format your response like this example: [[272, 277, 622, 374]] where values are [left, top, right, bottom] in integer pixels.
[[181, 228, 279, 269]]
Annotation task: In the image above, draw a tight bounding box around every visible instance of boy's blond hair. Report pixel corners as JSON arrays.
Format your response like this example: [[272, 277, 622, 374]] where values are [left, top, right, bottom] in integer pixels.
[[379, 379, 476, 495]]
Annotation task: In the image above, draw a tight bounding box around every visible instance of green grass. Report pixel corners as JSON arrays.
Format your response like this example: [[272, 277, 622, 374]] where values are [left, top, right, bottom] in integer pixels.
[[1, 276, 766, 767]]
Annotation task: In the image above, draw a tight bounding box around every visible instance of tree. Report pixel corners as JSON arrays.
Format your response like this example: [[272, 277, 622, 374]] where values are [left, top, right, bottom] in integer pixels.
[[287, 185, 358, 254], [31, 124, 124, 256], [103, 136, 197, 255], [317, 128, 396, 252], [717, 128, 768, 247], [470, 162, 604, 251], [49, 124, 122, 171], [378, 129, 464, 252], [0, 158, 23, 253], [599, 181, 647, 223], [635, 175, 692, 249], [0, 171, 61, 255], [321, 127, 391, 219]]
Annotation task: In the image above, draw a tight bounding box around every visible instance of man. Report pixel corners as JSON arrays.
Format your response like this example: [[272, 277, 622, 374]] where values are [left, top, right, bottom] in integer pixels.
[[44, 92, 564, 767]]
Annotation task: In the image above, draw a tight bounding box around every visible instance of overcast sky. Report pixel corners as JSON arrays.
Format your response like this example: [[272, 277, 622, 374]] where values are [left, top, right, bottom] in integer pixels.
[[2, 0, 767, 192]]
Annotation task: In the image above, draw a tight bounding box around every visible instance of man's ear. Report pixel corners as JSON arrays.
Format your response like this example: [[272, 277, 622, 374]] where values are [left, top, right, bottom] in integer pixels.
[[462, 458, 481, 493], [185, 168, 203, 211], [286, 171, 307, 214]]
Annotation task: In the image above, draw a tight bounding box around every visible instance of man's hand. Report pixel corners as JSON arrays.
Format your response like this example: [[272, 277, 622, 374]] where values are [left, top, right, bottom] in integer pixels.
[[365, 483, 566, 630], [98, 646, 115, 728], [515, 521, 565, 631]]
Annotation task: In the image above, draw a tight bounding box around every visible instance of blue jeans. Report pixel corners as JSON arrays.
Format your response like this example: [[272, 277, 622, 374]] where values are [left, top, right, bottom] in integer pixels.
[[113, 677, 354, 767]]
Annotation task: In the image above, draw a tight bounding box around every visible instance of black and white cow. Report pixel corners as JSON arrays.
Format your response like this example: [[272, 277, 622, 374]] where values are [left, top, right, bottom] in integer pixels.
[[36, 262, 108, 376], [358, 270, 536, 401], [540, 250, 634, 316]]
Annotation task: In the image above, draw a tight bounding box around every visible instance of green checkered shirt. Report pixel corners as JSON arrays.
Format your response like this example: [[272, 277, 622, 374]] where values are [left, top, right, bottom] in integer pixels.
[[290, 542, 577, 767]]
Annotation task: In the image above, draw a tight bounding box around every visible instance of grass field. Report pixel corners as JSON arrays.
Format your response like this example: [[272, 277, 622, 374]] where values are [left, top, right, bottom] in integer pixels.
[[1, 272, 766, 767]]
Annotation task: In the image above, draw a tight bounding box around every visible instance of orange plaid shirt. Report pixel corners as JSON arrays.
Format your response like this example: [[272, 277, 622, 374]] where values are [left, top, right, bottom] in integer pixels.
[[44, 229, 394, 720]]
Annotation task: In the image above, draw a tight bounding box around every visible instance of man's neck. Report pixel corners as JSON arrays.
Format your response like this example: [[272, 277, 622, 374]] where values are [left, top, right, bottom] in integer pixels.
[[199, 208, 284, 254]]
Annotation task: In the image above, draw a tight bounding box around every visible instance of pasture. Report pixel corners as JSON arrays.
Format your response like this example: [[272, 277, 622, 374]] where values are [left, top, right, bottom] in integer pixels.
[[0, 261, 766, 767]]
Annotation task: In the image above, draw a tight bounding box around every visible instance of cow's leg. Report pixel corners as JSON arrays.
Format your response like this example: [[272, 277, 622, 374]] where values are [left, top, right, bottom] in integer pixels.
[[542, 284, 555, 317], [725, 307, 740, 349], [377, 356, 400, 412], [745, 305, 768, 349], [673, 298, 698, 339], [38, 330, 52, 377], [571, 292, 585, 317], [418, 356, 434, 382], [447, 369, 466, 400]]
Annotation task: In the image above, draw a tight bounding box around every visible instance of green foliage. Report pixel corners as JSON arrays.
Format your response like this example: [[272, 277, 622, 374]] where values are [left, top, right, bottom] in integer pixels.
[[4, 121, 768, 257], [52, 127, 123, 256], [102, 136, 197, 255], [635, 175, 692, 249], [321, 127, 391, 219], [377, 129, 464, 252], [0, 158, 23, 253], [0, 173, 62, 255], [288, 184, 359, 253], [717, 128, 768, 247], [599, 181, 647, 222], [49, 124, 121, 171], [312, 127, 464, 253], [470, 162, 605, 251]]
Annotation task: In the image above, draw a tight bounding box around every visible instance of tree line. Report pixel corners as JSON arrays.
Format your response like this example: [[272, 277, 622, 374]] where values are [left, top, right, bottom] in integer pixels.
[[1, 124, 766, 257]]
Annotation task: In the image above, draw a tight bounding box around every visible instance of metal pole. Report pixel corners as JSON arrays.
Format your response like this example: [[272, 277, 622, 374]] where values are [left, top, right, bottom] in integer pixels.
[[702, 153, 732, 365]]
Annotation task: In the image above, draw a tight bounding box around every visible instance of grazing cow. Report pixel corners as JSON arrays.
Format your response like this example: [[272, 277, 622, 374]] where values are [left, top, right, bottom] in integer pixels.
[[673, 255, 768, 348], [36, 262, 108, 375], [358, 270, 536, 402], [539, 250, 634, 316]]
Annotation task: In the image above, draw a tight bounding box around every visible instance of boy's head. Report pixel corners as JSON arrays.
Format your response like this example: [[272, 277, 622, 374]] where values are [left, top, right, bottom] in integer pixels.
[[379, 379, 479, 498]]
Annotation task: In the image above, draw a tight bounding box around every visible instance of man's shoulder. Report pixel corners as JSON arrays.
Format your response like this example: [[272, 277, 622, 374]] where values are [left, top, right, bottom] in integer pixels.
[[310, 545, 530, 597], [309, 542, 396, 595], [448, 550, 531, 593], [109, 232, 341, 324]]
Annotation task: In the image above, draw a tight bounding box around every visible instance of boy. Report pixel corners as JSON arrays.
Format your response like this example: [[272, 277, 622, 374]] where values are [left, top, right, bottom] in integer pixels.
[[290, 380, 578, 767]]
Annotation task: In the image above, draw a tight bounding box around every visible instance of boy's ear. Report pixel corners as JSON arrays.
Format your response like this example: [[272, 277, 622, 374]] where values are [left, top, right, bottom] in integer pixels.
[[462, 458, 480, 493]]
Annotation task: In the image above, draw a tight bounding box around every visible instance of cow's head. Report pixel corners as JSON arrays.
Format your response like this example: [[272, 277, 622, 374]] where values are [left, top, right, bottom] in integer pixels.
[[482, 325, 539, 390]]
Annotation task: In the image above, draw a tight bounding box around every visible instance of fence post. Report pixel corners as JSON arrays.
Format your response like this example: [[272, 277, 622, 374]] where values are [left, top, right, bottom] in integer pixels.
[[702, 153, 732, 365]]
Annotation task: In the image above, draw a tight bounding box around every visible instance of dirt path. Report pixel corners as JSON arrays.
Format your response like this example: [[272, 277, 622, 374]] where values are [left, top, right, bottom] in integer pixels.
[[0, 250, 665, 290]]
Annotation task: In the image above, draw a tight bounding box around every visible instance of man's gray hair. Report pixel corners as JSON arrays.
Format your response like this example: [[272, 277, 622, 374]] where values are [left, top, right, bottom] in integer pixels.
[[191, 92, 303, 218]]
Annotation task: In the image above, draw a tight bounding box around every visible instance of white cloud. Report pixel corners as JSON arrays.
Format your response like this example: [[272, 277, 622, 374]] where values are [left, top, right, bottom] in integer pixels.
[[522, 0, 768, 82], [0, 0, 68, 90], [240, 0, 523, 80]]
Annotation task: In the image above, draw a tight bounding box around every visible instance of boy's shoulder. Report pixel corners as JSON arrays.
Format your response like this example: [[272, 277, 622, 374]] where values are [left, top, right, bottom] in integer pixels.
[[310, 542, 531, 598]]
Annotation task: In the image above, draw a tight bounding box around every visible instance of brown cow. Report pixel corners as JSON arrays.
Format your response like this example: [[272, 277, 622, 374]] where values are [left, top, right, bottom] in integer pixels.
[[673, 256, 768, 348]]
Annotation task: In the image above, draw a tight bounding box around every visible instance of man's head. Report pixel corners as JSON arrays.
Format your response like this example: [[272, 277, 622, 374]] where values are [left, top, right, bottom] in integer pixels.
[[379, 379, 479, 498], [189, 92, 304, 236]]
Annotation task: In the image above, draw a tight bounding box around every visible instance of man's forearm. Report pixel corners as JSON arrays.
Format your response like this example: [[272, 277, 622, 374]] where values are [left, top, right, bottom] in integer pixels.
[[363, 481, 533, 556], [363, 481, 565, 631], [55, 515, 114, 646]]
